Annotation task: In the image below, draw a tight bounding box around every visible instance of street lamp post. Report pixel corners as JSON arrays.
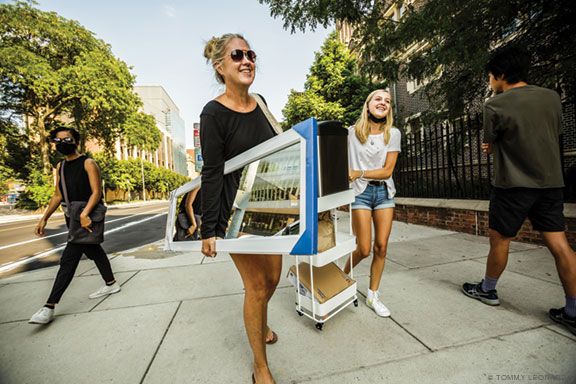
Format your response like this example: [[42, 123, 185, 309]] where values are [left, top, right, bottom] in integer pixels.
[[141, 155, 146, 201]]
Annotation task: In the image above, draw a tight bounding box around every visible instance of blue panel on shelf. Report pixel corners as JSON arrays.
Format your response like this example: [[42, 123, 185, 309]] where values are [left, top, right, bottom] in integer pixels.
[[290, 118, 318, 255]]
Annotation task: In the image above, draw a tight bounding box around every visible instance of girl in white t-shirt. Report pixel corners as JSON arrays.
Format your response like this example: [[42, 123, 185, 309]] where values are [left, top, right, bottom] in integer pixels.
[[345, 89, 401, 317]]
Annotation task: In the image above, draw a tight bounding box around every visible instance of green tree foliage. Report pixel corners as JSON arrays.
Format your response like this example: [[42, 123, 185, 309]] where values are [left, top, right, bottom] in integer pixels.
[[66, 50, 146, 154], [0, 129, 27, 170], [282, 31, 382, 128], [258, 0, 373, 33], [94, 153, 188, 199], [0, 163, 13, 196], [260, 0, 576, 118], [0, 1, 149, 173], [23, 169, 54, 208], [0, 2, 163, 209], [283, 90, 344, 129], [123, 112, 161, 152]]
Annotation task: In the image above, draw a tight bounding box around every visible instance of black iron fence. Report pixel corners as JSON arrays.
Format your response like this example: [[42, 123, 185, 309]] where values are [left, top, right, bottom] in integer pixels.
[[395, 116, 576, 202]]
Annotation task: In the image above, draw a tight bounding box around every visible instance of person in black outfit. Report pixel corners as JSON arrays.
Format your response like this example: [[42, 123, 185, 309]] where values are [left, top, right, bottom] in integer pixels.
[[174, 187, 201, 241], [29, 127, 120, 325], [201, 34, 280, 384]]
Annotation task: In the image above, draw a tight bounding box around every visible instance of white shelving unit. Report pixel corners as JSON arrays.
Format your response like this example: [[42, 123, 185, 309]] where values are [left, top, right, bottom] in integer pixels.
[[293, 189, 358, 330]]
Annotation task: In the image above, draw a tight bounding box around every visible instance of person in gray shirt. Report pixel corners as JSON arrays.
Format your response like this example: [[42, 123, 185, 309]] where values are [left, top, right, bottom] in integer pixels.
[[462, 46, 576, 336]]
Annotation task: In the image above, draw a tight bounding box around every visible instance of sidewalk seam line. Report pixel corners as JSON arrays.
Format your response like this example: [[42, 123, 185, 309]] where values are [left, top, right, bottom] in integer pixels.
[[292, 324, 564, 383], [392, 258, 481, 270], [80, 253, 235, 274], [389, 316, 434, 352], [89, 270, 141, 312], [468, 258, 563, 286], [77, 260, 221, 277], [90, 290, 250, 313], [429, 324, 554, 352], [292, 350, 430, 383], [140, 301, 182, 384], [541, 325, 576, 342], [356, 290, 434, 352]]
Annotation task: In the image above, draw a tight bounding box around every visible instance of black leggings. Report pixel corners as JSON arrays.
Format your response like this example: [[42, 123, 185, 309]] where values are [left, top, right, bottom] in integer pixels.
[[47, 243, 115, 304]]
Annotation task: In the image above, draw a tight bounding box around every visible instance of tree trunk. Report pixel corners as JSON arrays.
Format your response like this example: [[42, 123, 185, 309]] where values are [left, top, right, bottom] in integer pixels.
[[37, 116, 51, 176], [72, 105, 87, 154]]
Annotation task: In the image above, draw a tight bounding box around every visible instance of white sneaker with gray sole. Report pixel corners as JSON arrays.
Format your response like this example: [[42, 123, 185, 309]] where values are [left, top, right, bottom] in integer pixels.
[[89, 282, 121, 299], [29, 307, 54, 324], [366, 291, 391, 317]]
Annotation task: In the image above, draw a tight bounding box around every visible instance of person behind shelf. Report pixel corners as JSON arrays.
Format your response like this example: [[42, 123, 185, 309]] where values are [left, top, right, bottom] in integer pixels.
[[174, 187, 202, 241], [461, 46, 576, 336], [29, 127, 120, 325], [200, 33, 281, 384], [345, 89, 401, 318]]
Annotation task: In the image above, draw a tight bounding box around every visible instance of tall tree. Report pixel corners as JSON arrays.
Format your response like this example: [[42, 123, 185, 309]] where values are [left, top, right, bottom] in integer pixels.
[[123, 111, 161, 153], [66, 49, 144, 154], [0, 1, 144, 174], [260, 0, 576, 118], [282, 31, 381, 128]]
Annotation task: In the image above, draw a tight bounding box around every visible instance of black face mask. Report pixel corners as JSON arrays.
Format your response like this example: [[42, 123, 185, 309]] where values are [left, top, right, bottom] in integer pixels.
[[368, 112, 387, 124], [56, 143, 77, 155]]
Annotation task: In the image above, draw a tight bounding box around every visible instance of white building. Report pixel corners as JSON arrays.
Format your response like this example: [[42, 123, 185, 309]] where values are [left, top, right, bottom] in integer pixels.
[[113, 86, 187, 176]]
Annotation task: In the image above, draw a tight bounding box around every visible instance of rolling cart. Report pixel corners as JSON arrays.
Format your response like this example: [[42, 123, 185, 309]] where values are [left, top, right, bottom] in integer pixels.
[[289, 119, 358, 330]]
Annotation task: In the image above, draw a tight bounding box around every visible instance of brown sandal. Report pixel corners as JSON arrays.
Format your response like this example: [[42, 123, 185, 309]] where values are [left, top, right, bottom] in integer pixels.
[[265, 331, 278, 345]]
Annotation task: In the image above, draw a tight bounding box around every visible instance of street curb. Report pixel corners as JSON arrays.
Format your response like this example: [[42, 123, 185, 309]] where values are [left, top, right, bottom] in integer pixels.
[[0, 200, 169, 224]]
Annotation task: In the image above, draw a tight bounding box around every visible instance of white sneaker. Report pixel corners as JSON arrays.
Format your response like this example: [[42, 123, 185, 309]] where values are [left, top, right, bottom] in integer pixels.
[[366, 290, 391, 317], [29, 307, 55, 324], [89, 282, 121, 299]]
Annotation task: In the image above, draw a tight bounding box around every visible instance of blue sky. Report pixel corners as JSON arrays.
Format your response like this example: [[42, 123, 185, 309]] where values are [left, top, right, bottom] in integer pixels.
[[8, 1, 332, 148]]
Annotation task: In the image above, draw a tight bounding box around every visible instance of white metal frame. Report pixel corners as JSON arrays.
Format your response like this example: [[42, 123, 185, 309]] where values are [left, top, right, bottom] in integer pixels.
[[164, 128, 304, 253]]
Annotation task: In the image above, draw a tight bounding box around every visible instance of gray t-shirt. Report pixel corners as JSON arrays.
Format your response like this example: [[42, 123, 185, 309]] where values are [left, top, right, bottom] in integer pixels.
[[483, 85, 564, 189]]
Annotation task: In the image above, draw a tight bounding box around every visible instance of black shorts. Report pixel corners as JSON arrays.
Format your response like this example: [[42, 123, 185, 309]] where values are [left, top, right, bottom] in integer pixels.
[[489, 187, 565, 238]]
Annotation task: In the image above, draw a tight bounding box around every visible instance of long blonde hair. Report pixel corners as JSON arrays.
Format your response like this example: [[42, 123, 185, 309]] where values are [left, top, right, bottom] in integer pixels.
[[354, 89, 394, 145], [204, 33, 248, 84]]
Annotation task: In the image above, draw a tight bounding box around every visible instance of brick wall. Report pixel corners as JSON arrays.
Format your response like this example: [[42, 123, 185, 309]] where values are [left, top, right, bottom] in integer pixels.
[[394, 203, 576, 248], [392, 79, 430, 127]]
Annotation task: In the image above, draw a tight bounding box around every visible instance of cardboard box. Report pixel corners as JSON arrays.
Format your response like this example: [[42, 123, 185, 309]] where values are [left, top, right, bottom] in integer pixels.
[[287, 262, 355, 304]]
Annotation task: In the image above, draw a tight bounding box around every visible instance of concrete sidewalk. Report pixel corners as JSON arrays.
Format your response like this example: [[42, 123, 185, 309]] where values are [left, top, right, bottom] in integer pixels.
[[0, 214, 575, 384]]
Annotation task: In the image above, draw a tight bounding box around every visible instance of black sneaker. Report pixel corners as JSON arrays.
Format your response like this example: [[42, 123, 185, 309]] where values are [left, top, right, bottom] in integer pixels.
[[462, 281, 500, 306], [549, 308, 576, 336]]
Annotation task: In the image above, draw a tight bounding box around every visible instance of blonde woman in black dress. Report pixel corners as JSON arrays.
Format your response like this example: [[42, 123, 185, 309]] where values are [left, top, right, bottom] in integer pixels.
[[201, 33, 281, 384]]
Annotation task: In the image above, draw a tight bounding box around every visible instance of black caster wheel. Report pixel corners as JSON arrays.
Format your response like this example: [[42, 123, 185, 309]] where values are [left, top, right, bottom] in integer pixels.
[[354, 299, 359, 307], [315, 322, 324, 331], [297, 310, 304, 317]]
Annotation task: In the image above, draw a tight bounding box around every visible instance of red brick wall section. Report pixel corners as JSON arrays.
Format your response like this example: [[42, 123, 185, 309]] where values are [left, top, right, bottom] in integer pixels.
[[394, 204, 576, 248]]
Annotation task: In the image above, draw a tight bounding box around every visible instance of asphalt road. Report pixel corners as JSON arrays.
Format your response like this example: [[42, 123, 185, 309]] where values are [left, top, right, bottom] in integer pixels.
[[0, 201, 169, 277]]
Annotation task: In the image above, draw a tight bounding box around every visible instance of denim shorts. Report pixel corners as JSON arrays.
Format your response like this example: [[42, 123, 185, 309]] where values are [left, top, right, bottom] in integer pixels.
[[351, 184, 395, 210]]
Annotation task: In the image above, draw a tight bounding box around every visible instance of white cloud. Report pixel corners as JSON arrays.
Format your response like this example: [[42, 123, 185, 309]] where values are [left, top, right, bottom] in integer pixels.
[[163, 5, 176, 18]]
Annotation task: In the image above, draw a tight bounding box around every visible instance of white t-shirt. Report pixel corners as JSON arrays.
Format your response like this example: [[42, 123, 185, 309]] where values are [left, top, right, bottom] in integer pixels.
[[348, 126, 402, 197]]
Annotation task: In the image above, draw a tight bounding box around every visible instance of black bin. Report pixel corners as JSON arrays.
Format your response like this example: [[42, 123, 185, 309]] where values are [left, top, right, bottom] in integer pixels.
[[317, 120, 349, 197]]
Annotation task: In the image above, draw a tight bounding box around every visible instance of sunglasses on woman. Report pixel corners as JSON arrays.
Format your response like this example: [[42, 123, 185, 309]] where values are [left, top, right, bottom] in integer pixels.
[[52, 137, 75, 144], [230, 49, 257, 63]]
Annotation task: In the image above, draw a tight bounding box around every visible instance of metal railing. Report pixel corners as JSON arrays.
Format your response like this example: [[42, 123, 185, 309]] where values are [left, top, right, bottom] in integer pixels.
[[395, 116, 575, 202]]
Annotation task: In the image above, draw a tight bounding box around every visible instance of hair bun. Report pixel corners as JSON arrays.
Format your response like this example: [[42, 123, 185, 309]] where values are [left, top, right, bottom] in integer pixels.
[[204, 37, 218, 61], [203, 33, 247, 84]]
